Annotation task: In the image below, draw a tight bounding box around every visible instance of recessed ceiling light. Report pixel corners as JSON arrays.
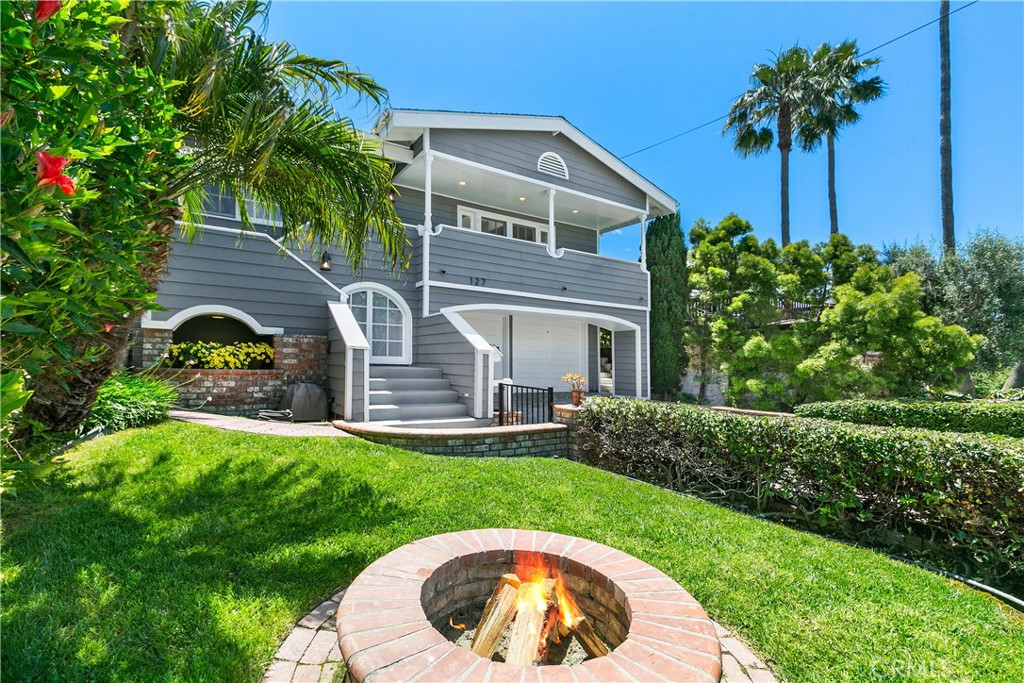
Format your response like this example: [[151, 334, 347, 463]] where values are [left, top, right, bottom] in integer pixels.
[[458, 180, 467, 186], [518, 196, 526, 202], [572, 209, 579, 214], [211, 315, 225, 319]]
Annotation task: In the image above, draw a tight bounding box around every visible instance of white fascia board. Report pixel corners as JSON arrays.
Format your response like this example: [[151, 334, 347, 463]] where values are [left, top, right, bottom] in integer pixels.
[[379, 110, 678, 215]]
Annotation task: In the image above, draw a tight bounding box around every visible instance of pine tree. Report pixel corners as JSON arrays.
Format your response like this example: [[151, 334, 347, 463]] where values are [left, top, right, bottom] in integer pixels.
[[645, 213, 689, 398]]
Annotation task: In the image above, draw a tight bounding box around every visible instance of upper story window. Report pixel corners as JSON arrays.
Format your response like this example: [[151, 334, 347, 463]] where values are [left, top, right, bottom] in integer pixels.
[[457, 207, 548, 245], [537, 152, 569, 180], [201, 183, 279, 225]]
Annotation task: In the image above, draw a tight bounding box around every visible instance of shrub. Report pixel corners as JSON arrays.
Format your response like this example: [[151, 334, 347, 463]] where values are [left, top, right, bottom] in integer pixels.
[[576, 397, 1024, 587], [164, 341, 274, 370], [85, 372, 177, 433], [795, 399, 1024, 437]]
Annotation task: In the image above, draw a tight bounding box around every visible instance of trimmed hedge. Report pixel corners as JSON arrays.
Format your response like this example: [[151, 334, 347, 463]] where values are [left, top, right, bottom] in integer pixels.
[[85, 372, 177, 433], [576, 397, 1024, 588], [795, 399, 1024, 437]]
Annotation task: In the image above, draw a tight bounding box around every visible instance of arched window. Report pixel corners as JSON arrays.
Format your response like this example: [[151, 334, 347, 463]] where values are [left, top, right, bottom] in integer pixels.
[[537, 152, 569, 180], [342, 283, 412, 364]]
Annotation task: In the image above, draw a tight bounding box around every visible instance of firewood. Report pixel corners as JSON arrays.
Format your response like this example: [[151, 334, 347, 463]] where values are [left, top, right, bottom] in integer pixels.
[[474, 573, 522, 634], [572, 616, 610, 658], [504, 581, 556, 667], [470, 583, 518, 658]]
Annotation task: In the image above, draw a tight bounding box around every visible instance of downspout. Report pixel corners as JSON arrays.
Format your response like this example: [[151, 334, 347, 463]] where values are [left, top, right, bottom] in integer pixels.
[[547, 188, 559, 258], [640, 206, 650, 399]]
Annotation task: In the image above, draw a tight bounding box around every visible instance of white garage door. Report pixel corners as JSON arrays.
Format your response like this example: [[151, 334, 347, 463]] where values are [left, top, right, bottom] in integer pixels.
[[512, 317, 585, 389]]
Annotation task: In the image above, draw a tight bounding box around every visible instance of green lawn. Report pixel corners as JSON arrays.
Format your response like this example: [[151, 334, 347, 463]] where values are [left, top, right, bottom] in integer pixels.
[[2, 421, 1022, 683]]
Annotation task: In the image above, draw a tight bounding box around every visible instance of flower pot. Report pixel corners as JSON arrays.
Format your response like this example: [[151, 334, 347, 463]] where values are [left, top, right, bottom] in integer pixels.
[[571, 388, 584, 406]]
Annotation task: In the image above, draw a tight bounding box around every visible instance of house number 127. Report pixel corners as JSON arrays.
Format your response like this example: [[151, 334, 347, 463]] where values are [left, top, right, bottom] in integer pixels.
[[469, 277, 487, 287]]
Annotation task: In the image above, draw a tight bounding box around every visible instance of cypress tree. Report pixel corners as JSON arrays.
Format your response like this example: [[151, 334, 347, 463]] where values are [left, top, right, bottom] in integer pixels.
[[645, 213, 689, 398]]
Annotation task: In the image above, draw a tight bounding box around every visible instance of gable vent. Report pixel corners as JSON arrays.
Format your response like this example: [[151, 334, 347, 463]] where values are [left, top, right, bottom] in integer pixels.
[[537, 152, 569, 179]]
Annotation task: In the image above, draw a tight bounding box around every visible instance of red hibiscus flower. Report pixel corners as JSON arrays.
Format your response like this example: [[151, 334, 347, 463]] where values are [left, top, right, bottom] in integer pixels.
[[35, 0, 62, 22], [36, 150, 75, 196]]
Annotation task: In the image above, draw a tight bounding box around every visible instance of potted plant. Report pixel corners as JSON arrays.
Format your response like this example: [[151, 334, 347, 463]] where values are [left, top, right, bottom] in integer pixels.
[[561, 372, 588, 406]]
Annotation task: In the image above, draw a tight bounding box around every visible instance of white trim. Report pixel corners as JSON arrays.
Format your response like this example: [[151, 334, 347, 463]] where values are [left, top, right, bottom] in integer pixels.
[[141, 305, 284, 335], [201, 185, 283, 228], [455, 205, 550, 246], [422, 137, 433, 318], [326, 301, 370, 350], [341, 282, 414, 365], [375, 110, 678, 213], [440, 304, 640, 333], [344, 347, 353, 420], [634, 328, 642, 399], [441, 309, 501, 419], [189, 223, 343, 296], [429, 150, 647, 214], [364, 350, 371, 422], [425, 279, 649, 313]]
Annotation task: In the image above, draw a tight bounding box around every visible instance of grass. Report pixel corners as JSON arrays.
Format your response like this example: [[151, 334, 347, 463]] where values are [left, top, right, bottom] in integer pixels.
[[2, 421, 1022, 683]]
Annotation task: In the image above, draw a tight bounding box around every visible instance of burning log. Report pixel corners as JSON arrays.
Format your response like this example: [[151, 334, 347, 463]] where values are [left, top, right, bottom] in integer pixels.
[[470, 582, 519, 658], [504, 579, 557, 667], [572, 616, 611, 658]]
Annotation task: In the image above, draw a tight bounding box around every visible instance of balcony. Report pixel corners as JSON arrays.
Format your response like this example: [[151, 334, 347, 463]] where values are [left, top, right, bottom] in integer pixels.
[[424, 224, 648, 311]]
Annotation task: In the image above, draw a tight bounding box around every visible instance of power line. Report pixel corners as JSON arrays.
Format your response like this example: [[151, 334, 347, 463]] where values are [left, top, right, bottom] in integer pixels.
[[619, 0, 980, 160]]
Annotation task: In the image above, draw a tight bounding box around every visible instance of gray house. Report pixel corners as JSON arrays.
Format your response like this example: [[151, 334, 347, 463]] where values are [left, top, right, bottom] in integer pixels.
[[136, 110, 677, 424]]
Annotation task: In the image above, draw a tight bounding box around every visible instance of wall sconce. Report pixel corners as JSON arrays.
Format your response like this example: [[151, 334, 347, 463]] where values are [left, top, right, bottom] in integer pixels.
[[319, 252, 332, 271], [388, 188, 397, 203]]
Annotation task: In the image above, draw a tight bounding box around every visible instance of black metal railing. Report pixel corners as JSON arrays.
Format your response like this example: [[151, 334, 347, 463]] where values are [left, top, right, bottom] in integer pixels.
[[497, 383, 554, 426]]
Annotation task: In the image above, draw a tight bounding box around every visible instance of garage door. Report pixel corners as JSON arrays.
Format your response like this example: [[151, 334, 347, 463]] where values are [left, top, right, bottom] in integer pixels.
[[512, 317, 585, 389]]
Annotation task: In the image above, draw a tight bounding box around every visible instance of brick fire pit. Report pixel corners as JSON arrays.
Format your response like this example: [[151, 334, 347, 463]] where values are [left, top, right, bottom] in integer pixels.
[[337, 529, 722, 682]]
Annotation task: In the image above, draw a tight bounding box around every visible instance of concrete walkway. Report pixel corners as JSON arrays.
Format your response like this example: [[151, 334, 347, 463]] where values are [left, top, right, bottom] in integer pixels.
[[170, 410, 352, 437], [263, 589, 778, 683]]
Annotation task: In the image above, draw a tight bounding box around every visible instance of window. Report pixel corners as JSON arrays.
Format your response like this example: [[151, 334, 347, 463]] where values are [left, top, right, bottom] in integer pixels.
[[457, 207, 549, 245], [200, 183, 278, 224], [202, 184, 236, 217], [347, 287, 410, 363]]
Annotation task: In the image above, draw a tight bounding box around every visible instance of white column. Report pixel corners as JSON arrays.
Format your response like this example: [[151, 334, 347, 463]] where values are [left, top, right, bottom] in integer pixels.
[[547, 188, 557, 257], [639, 212, 649, 271], [424, 153, 434, 231], [422, 131, 434, 317]]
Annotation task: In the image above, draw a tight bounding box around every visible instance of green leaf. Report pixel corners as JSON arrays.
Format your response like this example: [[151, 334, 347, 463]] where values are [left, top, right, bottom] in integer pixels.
[[49, 85, 71, 99]]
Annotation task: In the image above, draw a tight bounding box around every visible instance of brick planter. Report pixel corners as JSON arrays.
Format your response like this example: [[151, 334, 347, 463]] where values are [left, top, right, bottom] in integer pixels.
[[337, 530, 721, 682], [335, 422, 569, 458], [145, 332, 329, 416]]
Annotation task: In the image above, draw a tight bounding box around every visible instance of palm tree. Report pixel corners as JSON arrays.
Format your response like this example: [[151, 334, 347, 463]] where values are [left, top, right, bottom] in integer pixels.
[[723, 46, 813, 246], [21, 0, 406, 432], [797, 41, 884, 235], [939, 0, 955, 251]]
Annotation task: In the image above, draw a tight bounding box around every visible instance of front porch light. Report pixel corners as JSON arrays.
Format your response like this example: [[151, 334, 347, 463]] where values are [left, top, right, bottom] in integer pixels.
[[572, 209, 579, 214], [319, 251, 332, 271], [518, 196, 526, 202], [458, 180, 467, 186]]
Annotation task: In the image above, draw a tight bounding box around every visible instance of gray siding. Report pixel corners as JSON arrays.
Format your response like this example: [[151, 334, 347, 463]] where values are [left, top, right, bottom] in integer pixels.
[[613, 330, 638, 396], [428, 227, 646, 308], [158, 223, 421, 335], [430, 129, 647, 209], [415, 315, 478, 413], [394, 187, 597, 254], [351, 349, 367, 420]]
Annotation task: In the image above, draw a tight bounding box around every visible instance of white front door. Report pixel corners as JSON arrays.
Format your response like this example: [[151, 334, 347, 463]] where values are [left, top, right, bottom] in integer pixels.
[[348, 289, 410, 364]]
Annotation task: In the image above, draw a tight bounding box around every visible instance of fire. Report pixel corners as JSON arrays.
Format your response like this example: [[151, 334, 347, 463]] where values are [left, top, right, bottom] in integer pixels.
[[449, 616, 466, 630], [514, 552, 584, 637]]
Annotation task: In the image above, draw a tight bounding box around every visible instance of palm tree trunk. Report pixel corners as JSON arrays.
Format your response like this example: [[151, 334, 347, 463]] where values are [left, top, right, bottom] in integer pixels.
[[18, 206, 182, 434], [778, 105, 792, 247], [940, 0, 955, 251], [827, 132, 838, 234]]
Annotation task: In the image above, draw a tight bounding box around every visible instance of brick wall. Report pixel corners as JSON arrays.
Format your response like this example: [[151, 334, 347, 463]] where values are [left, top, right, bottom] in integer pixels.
[[141, 329, 329, 416], [344, 423, 570, 458], [554, 404, 581, 460]]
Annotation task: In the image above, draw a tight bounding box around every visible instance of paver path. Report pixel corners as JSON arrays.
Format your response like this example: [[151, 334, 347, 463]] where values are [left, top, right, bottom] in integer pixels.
[[170, 409, 351, 437], [263, 588, 778, 683]]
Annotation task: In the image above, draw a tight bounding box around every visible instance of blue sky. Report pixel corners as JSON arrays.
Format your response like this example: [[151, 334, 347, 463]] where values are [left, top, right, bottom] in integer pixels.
[[267, 1, 1023, 260]]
